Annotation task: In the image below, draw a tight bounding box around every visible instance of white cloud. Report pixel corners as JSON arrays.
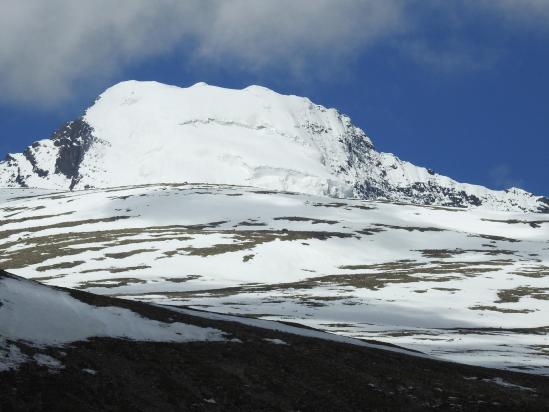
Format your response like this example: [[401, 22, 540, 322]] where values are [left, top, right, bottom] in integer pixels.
[[0, 0, 202, 105], [0, 0, 405, 107], [194, 0, 406, 71], [0, 1, 546, 107]]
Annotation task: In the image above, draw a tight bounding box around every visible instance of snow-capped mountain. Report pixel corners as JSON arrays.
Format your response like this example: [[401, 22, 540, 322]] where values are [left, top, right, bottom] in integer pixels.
[[0, 80, 547, 212]]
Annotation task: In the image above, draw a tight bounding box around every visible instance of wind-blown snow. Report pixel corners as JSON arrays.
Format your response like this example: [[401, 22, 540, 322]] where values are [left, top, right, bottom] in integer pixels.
[[0, 81, 547, 212]]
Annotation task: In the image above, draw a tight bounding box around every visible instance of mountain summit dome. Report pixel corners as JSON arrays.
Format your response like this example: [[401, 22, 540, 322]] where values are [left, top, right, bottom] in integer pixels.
[[1, 80, 547, 212]]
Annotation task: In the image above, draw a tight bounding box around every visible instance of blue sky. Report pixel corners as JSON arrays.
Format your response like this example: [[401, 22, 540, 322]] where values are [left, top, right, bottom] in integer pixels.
[[0, 1, 547, 195]]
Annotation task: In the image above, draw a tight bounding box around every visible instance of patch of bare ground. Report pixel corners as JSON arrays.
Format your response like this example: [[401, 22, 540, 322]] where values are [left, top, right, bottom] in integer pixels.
[[235, 220, 267, 227], [0, 224, 211, 269], [355, 227, 386, 235], [273, 216, 339, 225], [79, 265, 151, 275], [496, 287, 549, 304], [311, 202, 349, 208], [469, 305, 536, 314], [350, 204, 377, 210], [0, 211, 75, 226], [36, 260, 85, 272], [432, 287, 461, 292], [242, 254, 254, 262], [29, 274, 68, 282], [372, 223, 446, 232], [0, 205, 45, 213], [0, 216, 131, 240], [339, 259, 511, 279], [104, 249, 158, 259], [471, 234, 522, 243], [162, 275, 202, 283], [76, 277, 148, 289], [180, 230, 354, 257], [512, 266, 549, 278], [444, 326, 549, 335], [417, 249, 516, 258], [481, 218, 549, 228]]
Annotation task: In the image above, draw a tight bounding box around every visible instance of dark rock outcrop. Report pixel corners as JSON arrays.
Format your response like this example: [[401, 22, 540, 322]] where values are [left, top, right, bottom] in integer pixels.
[[51, 118, 95, 189]]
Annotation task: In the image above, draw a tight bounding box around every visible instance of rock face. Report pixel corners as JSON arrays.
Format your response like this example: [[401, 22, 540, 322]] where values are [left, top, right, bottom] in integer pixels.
[[51, 119, 96, 189], [0, 80, 546, 212], [1, 119, 97, 190]]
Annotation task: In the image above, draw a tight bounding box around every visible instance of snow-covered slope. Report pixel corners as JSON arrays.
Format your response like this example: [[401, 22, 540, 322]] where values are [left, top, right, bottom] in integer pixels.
[[0, 81, 546, 212], [1, 184, 548, 374], [0, 270, 425, 372], [0, 271, 226, 371]]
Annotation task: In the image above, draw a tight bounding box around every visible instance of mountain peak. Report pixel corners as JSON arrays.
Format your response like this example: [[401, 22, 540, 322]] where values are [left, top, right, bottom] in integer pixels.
[[0, 81, 547, 213]]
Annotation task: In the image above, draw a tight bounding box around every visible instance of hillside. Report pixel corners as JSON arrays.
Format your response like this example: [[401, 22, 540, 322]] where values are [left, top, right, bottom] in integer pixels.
[[1, 271, 549, 411], [1, 184, 547, 374]]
